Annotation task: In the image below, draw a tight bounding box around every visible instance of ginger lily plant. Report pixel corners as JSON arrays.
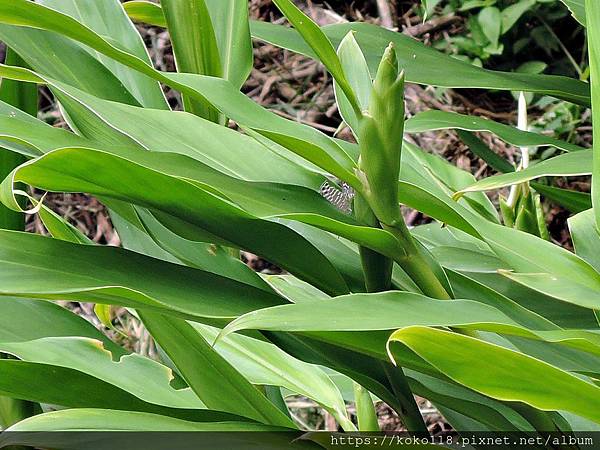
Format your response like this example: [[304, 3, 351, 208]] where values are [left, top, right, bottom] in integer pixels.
[[0, 0, 598, 446]]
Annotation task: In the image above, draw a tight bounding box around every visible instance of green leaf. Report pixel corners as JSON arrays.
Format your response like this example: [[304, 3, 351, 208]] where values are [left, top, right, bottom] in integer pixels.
[[569, 209, 600, 273], [221, 291, 523, 335], [499, 271, 600, 311], [120, 6, 590, 104], [387, 327, 600, 424], [501, 0, 536, 34], [131, 207, 269, 290], [0, 7, 383, 189], [444, 269, 558, 331], [0, 297, 121, 351], [561, 0, 586, 25], [531, 182, 592, 214], [406, 110, 584, 153], [0, 147, 349, 295], [586, 0, 600, 230], [30, 0, 167, 109], [271, 0, 361, 117], [162, 0, 221, 78], [205, 0, 253, 89], [0, 336, 207, 408], [140, 312, 295, 427], [353, 382, 379, 431], [468, 217, 600, 310], [335, 31, 372, 134], [401, 142, 499, 224], [456, 151, 592, 195], [0, 359, 238, 423], [0, 230, 285, 320], [250, 21, 590, 106], [2, 409, 281, 432], [406, 369, 534, 432], [0, 410, 309, 450], [456, 130, 515, 174], [36, 202, 94, 244], [479, 7, 502, 48], [193, 324, 354, 430], [26, 75, 322, 187], [239, 297, 600, 379], [162, 0, 221, 121], [123, 1, 166, 27], [0, 48, 37, 233]]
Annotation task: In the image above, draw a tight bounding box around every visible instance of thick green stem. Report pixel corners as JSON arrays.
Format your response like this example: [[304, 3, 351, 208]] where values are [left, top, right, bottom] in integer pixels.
[[355, 194, 393, 292], [359, 246, 393, 292], [382, 221, 451, 300], [354, 195, 428, 435]]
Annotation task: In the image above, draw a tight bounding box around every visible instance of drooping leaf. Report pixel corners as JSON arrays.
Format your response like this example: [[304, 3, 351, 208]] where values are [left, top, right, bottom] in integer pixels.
[[456, 130, 515, 174], [0, 147, 349, 295], [406, 110, 584, 153], [35, 0, 168, 109], [456, 151, 592, 195], [0, 359, 234, 423], [122, 3, 590, 104], [221, 291, 523, 335], [140, 312, 295, 428], [531, 182, 592, 214], [271, 0, 361, 116], [2, 409, 281, 432], [0, 337, 206, 409], [388, 327, 600, 424], [0, 230, 285, 320], [193, 324, 354, 430], [250, 21, 590, 106]]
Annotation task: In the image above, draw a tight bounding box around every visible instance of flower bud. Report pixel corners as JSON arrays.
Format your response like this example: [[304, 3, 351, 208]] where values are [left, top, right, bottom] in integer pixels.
[[357, 43, 405, 226]]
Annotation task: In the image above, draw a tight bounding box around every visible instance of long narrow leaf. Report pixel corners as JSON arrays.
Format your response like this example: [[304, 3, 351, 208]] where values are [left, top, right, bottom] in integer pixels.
[[586, 0, 600, 231], [140, 312, 295, 427], [387, 327, 600, 424]]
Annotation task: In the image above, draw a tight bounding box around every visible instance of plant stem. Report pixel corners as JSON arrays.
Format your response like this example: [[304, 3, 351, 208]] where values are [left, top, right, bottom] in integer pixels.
[[382, 220, 451, 300], [355, 194, 394, 292], [360, 245, 393, 292], [355, 195, 429, 435], [382, 363, 429, 436]]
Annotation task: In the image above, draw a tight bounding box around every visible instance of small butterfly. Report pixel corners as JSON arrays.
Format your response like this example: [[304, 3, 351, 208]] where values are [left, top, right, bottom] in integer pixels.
[[319, 178, 355, 214]]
